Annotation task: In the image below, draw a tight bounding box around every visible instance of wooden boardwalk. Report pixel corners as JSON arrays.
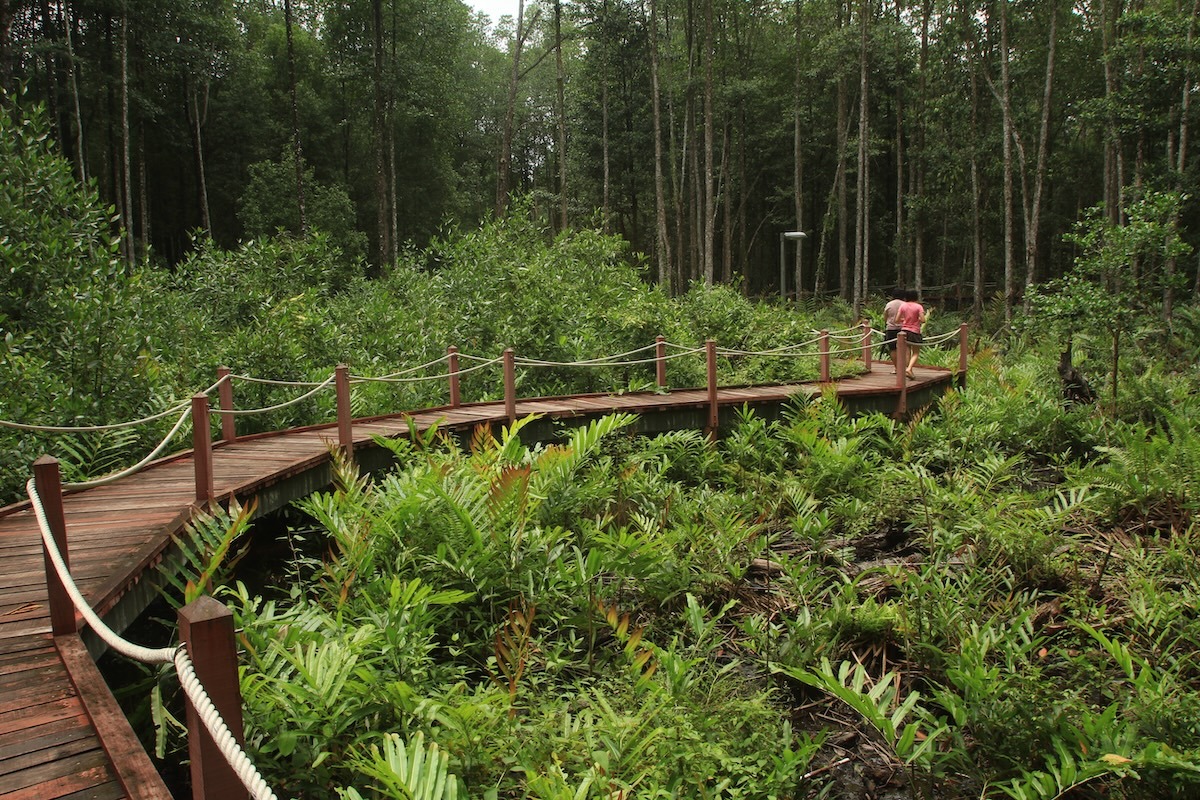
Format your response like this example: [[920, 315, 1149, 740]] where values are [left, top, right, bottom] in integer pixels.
[[0, 362, 953, 798]]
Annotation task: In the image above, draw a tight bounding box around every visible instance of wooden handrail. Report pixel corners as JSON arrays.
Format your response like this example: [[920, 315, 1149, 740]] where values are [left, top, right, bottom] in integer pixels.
[[192, 394, 214, 506]]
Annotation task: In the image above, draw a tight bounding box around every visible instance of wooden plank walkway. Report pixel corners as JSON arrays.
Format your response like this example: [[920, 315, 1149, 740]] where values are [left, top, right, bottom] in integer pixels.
[[0, 363, 952, 798]]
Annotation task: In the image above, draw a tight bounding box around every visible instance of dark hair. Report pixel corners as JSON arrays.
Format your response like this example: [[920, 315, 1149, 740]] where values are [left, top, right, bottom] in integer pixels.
[[891, 286, 906, 299], [904, 289, 920, 302]]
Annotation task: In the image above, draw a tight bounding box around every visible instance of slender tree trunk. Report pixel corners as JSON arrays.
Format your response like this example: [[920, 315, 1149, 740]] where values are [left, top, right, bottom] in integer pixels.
[[63, 4, 86, 182], [837, 73, 849, 300], [853, 0, 869, 318], [188, 83, 211, 235], [702, 0, 716, 285], [602, 80, 611, 226], [913, 0, 931, 294], [0, 0, 11, 93], [793, 0, 805, 298], [1022, 2, 1057, 310], [650, 0, 672, 289], [120, 0, 133, 266], [371, 0, 390, 268], [721, 120, 732, 284], [1101, 0, 1123, 225], [284, 0, 307, 232], [998, 0, 1015, 323], [555, 0, 568, 230], [497, 0, 529, 218], [1167, 0, 1197, 315], [138, 122, 149, 260], [969, 31, 983, 324]]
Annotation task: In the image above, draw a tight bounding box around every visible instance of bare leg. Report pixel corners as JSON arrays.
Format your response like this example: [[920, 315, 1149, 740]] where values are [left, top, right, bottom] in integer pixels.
[[906, 345, 920, 377]]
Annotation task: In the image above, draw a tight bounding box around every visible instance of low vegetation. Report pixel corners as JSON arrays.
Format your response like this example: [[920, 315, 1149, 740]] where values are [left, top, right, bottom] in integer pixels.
[[154, 332, 1200, 798]]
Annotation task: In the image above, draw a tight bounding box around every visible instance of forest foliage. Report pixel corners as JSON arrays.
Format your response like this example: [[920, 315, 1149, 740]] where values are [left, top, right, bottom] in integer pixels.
[[3, 0, 1198, 309], [5, 41, 1200, 799]]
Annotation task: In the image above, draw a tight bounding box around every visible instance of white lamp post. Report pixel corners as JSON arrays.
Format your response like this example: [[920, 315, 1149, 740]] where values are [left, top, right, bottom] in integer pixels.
[[779, 230, 807, 301]]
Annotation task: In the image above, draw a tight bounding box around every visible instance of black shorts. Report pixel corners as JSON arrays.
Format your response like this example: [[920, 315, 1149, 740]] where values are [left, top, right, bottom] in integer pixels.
[[883, 328, 900, 351], [902, 331, 923, 345]]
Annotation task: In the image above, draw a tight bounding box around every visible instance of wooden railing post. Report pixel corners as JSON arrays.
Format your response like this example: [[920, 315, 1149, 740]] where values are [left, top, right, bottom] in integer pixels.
[[191, 394, 214, 506], [958, 323, 969, 388], [33, 456, 76, 636], [819, 330, 831, 383], [503, 348, 516, 424], [216, 367, 236, 443], [895, 332, 909, 418], [706, 339, 718, 433], [178, 596, 249, 800], [447, 346, 461, 408], [335, 364, 353, 456], [861, 323, 872, 371], [655, 335, 667, 389]]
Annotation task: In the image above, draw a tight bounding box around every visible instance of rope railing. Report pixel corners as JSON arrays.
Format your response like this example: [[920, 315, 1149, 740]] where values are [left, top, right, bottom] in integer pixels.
[[28, 473, 279, 800], [6, 328, 971, 501], [216, 373, 336, 416], [63, 406, 193, 490], [0, 398, 193, 433]]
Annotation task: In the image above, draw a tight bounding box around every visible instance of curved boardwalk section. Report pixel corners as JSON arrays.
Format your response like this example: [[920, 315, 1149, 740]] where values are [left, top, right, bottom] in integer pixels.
[[0, 361, 954, 798]]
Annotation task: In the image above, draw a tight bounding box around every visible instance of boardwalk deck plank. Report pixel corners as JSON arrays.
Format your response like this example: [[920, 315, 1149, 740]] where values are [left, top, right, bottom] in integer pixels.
[[0, 365, 954, 799]]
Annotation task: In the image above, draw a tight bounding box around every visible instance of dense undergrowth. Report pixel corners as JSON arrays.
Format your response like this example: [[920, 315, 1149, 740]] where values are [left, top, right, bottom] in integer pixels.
[[154, 335, 1200, 799], [10, 96, 1200, 799]]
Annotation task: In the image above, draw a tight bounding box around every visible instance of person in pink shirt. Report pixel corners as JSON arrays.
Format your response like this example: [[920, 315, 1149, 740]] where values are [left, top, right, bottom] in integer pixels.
[[895, 289, 926, 379]]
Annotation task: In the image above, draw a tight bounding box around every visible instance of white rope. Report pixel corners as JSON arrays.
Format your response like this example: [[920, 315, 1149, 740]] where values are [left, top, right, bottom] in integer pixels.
[[921, 328, 963, 346], [28, 477, 279, 800], [663, 342, 707, 353], [174, 648, 279, 800], [232, 374, 327, 388], [214, 375, 335, 416], [350, 371, 452, 385], [456, 353, 502, 363], [809, 325, 863, 336], [514, 342, 661, 368], [28, 478, 177, 663], [714, 335, 825, 358], [449, 356, 505, 374], [515, 351, 664, 369], [0, 398, 193, 433], [349, 354, 452, 383], [63, 407, 193, 490]]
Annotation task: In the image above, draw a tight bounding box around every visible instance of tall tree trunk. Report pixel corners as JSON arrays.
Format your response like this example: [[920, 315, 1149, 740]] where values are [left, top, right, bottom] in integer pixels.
[[187, 82, 211, 235], [63, 4, 86, 182], [284, 0, 307, 232], [792, 0, 805, 299], [650, 0, 672, 290], [702, 0, 716, 285], [969, 25, 984, 324], [1022, 1, 1057, 310], [554, 0, 567, 230], [1100, 0, 1123, 225], [913, 0, 931, 294], [0, 0, 11, 93], [138, 122, 148, 260], [497, 0, 529, 218], [120, 0, 133, 266], [997, 0, 1015, 323], [371, 0, 390, 269], [602, 80, 611, 226], [1167, 0, 1197, 315], [837, 72, 849, 300], [853, 0, 869, 318]]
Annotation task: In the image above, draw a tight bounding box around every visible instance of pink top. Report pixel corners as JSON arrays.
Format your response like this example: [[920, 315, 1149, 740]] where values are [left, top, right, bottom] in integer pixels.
[[896, 301, 925, 334]]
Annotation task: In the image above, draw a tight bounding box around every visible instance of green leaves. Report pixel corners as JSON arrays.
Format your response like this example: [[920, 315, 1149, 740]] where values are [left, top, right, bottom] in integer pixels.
[[774, 658, 947, 769], [338, 732, 461, 800]]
